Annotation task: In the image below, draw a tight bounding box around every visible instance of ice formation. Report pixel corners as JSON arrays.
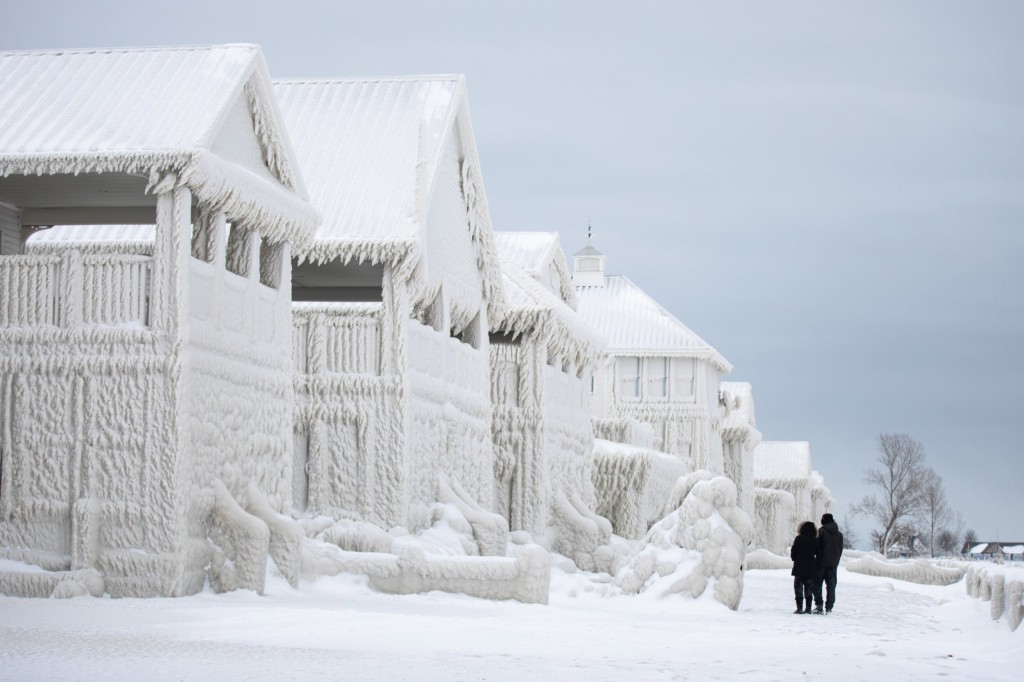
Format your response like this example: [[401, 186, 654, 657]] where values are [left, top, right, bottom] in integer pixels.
[[718, 382, 760, 519], [843, 555, 966, 586], [592, 439, 686, 540], [965, 564, 1024, 632], [615, 471, 753, 610]]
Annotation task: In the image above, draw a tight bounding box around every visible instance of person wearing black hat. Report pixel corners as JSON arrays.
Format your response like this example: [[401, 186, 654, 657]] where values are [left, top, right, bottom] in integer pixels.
[[812, 513, 844, 614]]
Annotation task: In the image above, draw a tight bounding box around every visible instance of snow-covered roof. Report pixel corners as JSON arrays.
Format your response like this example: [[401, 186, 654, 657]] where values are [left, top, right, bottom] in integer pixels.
[[275, 76, 505, 322], [574, 275, 731, 372], [753, 441, 812, 482], [493, 238, 604, 368], [0, 45, 315, 246], [494, 232, 577, 306]]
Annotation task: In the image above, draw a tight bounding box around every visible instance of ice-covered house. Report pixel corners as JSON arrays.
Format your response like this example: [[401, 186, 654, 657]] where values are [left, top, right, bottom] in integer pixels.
[[752, 441, 834, 554], [275, 76, 506, 534], [0, 45, 316, 597], [489, 232, 611, 569], [573, 243, 732, 473], [719, 382, 761, 518]]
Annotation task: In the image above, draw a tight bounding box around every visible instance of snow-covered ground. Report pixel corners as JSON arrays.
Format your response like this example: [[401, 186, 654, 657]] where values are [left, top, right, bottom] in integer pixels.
[[2, 564, 1022, 681]]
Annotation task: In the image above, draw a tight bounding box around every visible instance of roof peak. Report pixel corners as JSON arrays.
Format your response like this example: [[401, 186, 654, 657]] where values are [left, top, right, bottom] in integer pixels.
[[0, 44, 259, 58]]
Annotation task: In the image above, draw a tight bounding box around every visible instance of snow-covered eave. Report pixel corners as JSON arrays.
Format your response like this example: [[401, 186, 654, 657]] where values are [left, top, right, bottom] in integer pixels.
[[495, 304, 605, 369], [0, 149, 317, 248], [429, 81, 506, 325], [295, 236, 418, 268], [754, 476, 811, 487], [601, 347, 732, 373]]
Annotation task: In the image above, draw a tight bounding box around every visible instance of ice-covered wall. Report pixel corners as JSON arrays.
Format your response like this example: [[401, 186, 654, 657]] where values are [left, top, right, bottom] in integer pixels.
[[592, 439, 686, 540], [1, 178, 305, 598], [753, 487, 797, 555], [490, 333, 610, 571], [719, 382, 760, 519], [292, 279, 405, 528], [406, 317, 494, 530]]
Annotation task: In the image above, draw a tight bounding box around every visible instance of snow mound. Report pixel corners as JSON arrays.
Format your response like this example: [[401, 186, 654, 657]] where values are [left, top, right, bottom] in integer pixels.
[[745, 548, 793, 571], [614, 471, 753, 610], [844, 555, 966, 586]]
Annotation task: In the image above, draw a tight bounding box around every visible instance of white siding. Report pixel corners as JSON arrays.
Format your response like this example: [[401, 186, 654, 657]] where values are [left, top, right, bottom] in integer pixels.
[[0, 201, 21, 255]]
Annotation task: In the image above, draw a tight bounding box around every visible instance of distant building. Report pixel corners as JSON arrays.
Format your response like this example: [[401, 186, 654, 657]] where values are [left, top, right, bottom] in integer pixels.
[[573, 242, 732, 474], [962, 542, 1024, 561]]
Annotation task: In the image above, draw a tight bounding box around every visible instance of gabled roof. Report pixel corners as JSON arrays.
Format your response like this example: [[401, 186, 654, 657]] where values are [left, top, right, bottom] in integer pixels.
[[753, 441, 812, 482], [493, 237, 604, 368], [0, 44, 315, 245], [574, 275, 731, 372], [275, 76, 505, 321], [494, 232, 576, 306]]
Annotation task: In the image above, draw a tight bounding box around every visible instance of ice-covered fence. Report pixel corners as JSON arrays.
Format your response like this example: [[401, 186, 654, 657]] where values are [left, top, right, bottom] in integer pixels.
[[293, 304, 383, 375], [0, 253, 152, 328], [0, 255, 61, 326], [844, 555, 966, 586], [965, 564, 1024, 632], [81, 254, 151, 327]]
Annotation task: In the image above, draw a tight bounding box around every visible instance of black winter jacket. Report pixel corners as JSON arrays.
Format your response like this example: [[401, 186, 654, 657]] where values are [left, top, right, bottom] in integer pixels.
[[816, 521, 844, 568], [790, 529, 817, 578]]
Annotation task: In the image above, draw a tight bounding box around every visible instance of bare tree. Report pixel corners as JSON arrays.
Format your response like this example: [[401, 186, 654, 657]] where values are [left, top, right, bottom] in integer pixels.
[[851, 433, 928, 555], [935, 529, 959, 555], [963, 528, 979, 550], [918, 468, 953, 557], [840, 514, 859, 550]]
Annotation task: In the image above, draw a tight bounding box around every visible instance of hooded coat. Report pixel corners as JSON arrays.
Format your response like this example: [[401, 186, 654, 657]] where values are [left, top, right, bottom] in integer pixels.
[[790, 522, 817, 578], [816, 520, 844, 568]]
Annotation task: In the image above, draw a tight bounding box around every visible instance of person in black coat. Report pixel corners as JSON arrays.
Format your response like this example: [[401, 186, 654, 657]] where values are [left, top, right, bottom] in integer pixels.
[[813, 513, 844, 614], [790, 521, 817, 614]]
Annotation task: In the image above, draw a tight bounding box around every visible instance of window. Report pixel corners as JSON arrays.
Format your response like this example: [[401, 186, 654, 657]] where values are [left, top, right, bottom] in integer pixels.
[[646, 357, 668, 398], [673, 358, 695, 399], [617, 356, 640, 398]]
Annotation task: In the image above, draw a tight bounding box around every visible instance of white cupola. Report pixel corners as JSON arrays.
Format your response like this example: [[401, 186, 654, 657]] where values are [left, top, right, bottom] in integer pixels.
[[572, 242, 606, 287]]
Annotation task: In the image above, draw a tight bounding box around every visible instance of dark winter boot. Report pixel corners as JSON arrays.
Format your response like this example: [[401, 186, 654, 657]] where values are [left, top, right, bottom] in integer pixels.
[[812, 605, 824, 615], [794, 599, 804, 614]]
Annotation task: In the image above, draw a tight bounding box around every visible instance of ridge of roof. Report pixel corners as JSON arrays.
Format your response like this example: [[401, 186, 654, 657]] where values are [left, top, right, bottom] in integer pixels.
[[275, 74, 462, 85]]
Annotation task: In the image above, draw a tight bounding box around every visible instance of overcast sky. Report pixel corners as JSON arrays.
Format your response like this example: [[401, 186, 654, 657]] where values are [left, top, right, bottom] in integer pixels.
[[4, 1, 1022, 547]]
